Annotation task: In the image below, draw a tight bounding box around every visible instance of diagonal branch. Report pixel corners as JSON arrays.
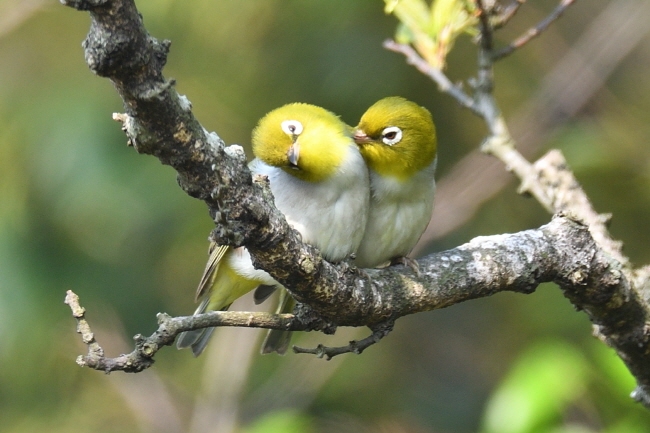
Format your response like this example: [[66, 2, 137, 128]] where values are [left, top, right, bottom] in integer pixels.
[[383, 39, 480, 115], [412, 0, 650, 248], [60, 0, 370, 328], [492, 0, 579, 61], [386, 0, 649, 407], [491, 0, 526, 30]]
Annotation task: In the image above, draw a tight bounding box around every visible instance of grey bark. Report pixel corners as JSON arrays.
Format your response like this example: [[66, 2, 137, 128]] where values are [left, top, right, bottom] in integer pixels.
[[61, 0, 650, 408]]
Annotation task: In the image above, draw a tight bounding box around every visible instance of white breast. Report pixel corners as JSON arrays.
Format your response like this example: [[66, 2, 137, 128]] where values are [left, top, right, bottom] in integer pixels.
[[354, 157, 436, 268], [251, 146, 370, 262]]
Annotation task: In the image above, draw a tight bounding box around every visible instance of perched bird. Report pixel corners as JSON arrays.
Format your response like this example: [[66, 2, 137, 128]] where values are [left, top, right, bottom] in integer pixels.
[[352, 96, 437, 270], [177, 103, 370, 356]]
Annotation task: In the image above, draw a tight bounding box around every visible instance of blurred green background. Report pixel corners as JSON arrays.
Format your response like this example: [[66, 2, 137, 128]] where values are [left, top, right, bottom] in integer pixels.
[[2, 0, 650, 432]]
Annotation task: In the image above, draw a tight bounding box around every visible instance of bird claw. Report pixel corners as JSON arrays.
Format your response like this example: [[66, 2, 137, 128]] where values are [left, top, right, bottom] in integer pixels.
[[391, 256, 421, 277]]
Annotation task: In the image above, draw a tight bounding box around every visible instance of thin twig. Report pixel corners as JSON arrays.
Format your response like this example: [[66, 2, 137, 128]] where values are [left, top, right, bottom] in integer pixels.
[[293, 321, 395, 360], [475, 0, 494, 51], [493, 0, 579, 60], [480, 129, 554, 213], [383, 39, 480, 115], [412, 0, 650, 250], [65, 290, 296, 373], [491, 0, 526, 29]]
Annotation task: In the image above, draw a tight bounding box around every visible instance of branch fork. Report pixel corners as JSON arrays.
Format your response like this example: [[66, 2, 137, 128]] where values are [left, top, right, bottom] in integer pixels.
[[62, 0, 650, 409]]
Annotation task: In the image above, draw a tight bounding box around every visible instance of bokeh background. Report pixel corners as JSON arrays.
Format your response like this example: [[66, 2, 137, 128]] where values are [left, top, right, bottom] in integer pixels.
[[2, 0, 650, 432]]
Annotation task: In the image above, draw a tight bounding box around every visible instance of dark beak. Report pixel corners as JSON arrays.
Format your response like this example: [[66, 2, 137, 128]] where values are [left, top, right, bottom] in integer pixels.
[[353, 129, 372, 145], [287, 143, 300, 168]]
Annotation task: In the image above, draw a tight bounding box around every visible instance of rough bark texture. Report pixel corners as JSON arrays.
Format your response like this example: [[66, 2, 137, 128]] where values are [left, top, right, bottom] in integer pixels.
[[61, 0, 650, 407], [61, 0, 349, 315]]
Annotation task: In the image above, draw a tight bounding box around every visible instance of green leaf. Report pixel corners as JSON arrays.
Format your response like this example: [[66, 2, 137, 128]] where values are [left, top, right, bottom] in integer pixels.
[[481, 340, 589, 433], [244, 410, 314, 433]]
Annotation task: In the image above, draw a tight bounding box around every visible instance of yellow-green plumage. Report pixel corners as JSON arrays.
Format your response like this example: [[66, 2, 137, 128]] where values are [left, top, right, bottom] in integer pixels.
[[253, 103, 352, 183], [352, 96, 437, 269], [355, 96, 437, 181], [176, 244, 277, 356], [177, 102, 370, 356]]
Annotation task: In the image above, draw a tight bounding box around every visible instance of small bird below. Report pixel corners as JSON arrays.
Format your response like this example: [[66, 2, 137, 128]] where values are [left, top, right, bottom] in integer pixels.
[[177, 102, 370, 356]]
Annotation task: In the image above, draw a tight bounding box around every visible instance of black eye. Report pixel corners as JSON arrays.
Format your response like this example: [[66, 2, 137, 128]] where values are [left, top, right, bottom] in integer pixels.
[[383, 131, 397, 140]]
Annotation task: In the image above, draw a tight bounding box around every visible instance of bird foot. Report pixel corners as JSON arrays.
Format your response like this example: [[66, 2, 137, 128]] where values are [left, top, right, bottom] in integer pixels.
[[391, 256, 421, 277]]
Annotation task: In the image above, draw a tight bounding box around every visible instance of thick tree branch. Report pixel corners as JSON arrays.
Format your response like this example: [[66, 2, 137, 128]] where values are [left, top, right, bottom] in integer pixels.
[[66, 217, 647, 373], [60, 0, 370, 327]]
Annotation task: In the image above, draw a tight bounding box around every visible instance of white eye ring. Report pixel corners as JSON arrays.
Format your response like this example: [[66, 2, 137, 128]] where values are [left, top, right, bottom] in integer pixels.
[[281, 120, 303, 136], [381, 126, 402, 146]]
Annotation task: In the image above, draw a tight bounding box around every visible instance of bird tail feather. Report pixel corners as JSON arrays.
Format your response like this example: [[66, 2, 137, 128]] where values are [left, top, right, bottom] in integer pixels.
[[260, 290, 295, 355]]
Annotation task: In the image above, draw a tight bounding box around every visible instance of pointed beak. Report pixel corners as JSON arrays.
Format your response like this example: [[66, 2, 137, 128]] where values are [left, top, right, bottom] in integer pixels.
[[353, 129, 372, 145], [287, 142, 300, 168]]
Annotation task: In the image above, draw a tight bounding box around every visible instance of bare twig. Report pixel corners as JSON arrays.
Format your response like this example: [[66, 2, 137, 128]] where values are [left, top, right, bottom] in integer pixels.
[[475, 0, 494, 51], [492, 0, 579, 60], [64, 290, 105, 363], [452, 0, 623, 267], [293, 321, 395, 360], [383, 39, 479, 114], [412, 0, 650, 249], [491, 0, 526, 29], [65, 289, 295, 373]]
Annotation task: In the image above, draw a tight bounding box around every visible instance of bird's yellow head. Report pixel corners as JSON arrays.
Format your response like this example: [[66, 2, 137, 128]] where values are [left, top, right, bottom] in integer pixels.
[[353, 97, 437, 181], [252, 103, 352, 183]]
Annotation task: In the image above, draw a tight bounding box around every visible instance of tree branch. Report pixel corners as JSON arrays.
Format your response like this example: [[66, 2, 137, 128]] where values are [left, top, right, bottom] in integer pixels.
[[65, 216, 649, 382], [412, 0, 650, 246], [492, 0, 579, 61], [60, 0, 369, 328], [490, 0, 526, 30], [61, 0, 650, 407], [385, 0, 650, 407], [383, 39, 480, 115], [64, 290, 295, 372]]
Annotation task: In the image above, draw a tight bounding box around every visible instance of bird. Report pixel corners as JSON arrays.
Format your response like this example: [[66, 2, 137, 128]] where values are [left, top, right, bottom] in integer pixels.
[[177, 102, 370, 356], [351, 96, 437, 271]]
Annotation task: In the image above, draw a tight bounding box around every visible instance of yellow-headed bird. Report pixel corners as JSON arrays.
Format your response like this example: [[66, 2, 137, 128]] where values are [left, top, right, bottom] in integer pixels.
[[177, 103, 370, 356], [352, 97, 437, 270]]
